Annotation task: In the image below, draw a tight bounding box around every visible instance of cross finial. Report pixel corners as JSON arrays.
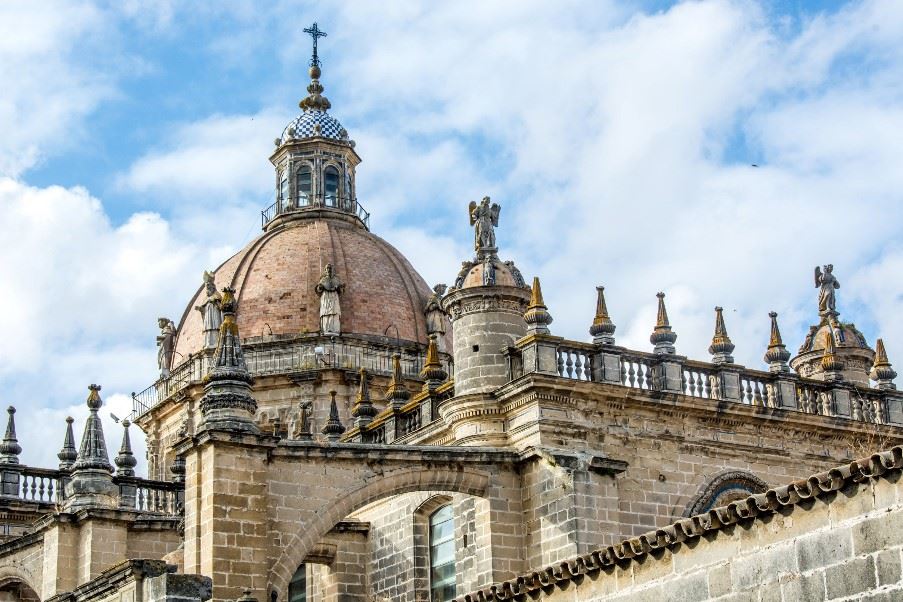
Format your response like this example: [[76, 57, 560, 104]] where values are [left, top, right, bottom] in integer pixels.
[[304, 22, 328, 67]]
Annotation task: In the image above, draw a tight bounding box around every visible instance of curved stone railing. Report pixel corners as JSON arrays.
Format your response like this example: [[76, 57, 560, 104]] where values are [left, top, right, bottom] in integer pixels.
[[506, 337, 903, 427], [261, 194, 370, 229], [133, 335, 452, 419]]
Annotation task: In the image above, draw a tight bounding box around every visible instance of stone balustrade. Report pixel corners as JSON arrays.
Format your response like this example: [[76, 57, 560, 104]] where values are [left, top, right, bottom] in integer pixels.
[[0, 464, 183, 516], [505, 337, 903, 427], [133, 334, 453, 419]]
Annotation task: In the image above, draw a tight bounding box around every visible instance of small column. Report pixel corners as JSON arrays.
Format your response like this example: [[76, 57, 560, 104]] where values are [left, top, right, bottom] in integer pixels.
[[350, 368, 377, 429], [64, 385, 118, 510], [321, 391, 345, 443], [0, 407, 22, 497], [764, 312, 798, 410], [115, 420, 137, 509], [649, 293, 682, 392]]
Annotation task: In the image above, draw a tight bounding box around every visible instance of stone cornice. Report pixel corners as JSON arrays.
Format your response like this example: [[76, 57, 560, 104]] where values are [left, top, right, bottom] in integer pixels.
[[456, 445, 903, 602]]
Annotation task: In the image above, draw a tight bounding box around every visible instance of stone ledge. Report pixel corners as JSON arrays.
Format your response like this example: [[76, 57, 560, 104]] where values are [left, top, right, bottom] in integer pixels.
[[455, 445, 903, 602]]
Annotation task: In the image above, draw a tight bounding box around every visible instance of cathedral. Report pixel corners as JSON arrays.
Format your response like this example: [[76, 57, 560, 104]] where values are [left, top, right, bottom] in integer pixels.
[[3, 25, 903, 602]]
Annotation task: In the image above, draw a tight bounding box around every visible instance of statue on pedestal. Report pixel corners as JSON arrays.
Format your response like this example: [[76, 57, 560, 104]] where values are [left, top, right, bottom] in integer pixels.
[[316, 264, 344, 335], [469, 196, 500, 256], [815, 264, 840, 318], [156, 318, 176, 378], [195, 271, 223, 348], [424, 284, 448, 350]]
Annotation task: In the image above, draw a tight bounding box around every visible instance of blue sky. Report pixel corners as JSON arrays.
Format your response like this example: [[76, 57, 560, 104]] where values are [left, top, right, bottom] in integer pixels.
[[2, 0, 902, 470]]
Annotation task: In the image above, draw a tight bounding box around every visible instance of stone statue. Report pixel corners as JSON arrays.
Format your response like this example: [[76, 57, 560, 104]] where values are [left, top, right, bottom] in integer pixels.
[[815, 264, 839, 317], [316, 264, 344, 335], [195, 271, 223, 348], [469, 196, 500, 255], [424, 284, 447, 335], [453, 261, 474, 290], [156, 318, 176, 378], [799, 325, 818, 354], [482, 259, 496, 286]]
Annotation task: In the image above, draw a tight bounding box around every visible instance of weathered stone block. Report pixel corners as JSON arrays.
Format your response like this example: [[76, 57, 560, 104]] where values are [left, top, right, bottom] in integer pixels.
[[825, 554, 876, 599], [852, 509, 903, 555], [876, 549, 902, 586], [730, 542, 796, 590], [795, 526, 852, 572]]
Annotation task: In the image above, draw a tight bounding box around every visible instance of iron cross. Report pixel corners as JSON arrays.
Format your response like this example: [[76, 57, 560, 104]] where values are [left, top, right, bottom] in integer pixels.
[[304, 22, 328, 66]]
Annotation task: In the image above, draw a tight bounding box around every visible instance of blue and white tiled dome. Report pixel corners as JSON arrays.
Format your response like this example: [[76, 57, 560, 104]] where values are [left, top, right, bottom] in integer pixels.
[[281, 110, 348, 143]]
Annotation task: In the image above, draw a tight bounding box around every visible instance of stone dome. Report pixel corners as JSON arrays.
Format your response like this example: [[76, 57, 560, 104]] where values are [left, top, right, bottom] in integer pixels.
[[455, 257, 529, 291], [173, 214, 437, 362], [280, 110, 349, 144], [791, 319, 875, 386], [798, 320, 871, 355]]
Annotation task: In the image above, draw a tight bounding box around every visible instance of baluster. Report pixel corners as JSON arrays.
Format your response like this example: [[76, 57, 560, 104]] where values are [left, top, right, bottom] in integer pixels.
[[38, 477, 46, 501], [138, 487, 146, 511], [640, 363, 649, 389], [620, 360, 627, 386], [557, 352, 565, 377], [740, 380, 750, 404], [753, 382, 764, 406], [565, 352, 575, 378], [577, 353, 586, 380], [47, 479, 54, 502], [627, 362, 637, 388], [693, 371, 702, 397], [700, 372, 709, 399], [29, 476, 37, 500]]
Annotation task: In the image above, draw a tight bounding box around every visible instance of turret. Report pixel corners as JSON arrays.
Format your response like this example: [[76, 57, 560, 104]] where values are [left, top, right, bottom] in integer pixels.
[[442, 198, 531, 395]]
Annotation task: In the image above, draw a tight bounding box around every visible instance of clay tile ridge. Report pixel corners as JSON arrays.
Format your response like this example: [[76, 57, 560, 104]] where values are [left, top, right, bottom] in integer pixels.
[[453, 445, 903, 602]]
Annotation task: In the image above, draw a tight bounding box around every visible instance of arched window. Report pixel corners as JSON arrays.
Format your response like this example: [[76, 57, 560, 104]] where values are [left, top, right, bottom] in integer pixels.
[[296, 166, 311, 206], [324, 166, 339, 207], [288, 563, 306, 602], [429, 505, 456, 602]]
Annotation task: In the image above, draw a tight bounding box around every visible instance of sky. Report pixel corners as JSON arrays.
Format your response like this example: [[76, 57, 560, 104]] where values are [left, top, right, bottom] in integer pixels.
[[1, 0, 902, 472]]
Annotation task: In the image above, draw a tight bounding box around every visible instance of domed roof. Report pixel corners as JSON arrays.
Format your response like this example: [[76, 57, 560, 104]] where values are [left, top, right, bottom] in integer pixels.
[[173, 216, 437, 361], [453, 256, 529, 291], [798, 320, 871, 355], [281, 110, 349, 143]]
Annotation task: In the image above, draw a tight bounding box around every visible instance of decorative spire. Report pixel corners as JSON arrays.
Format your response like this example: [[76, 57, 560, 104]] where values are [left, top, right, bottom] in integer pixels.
[[73, 385, 113, 472], [420, 336, 448, 390], [871, 338, 897, 390], [321, 391, 345, 442], [821, 331, 844, 381], [199, 287, 259, 433], [523, 277, 553, 335], [0, 407, 21, 465], [708, 307, 735, 365], [649, 292, 677, 354], [385, 354, 411, 408], [299, 23, 331, 112], [589, 286, 616, 345], [114, 420, 137, 477], [764, 311, 791, 373], [351, 368, 377, 428], [58, 416, 78, 470]]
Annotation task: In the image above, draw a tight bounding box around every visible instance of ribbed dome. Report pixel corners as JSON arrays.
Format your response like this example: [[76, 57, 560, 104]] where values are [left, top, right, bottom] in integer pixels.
[[173, 215, 437, 362], [281, 110, 349, 143]]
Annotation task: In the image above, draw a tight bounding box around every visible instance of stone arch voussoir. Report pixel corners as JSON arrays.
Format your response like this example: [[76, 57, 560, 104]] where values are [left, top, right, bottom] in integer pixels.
[[681, 469, 769, 518], [269, 464, 495, 596]]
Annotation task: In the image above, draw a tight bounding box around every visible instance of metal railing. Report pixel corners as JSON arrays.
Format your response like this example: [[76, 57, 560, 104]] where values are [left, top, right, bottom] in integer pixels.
[[261, 194, 370, 229], [133, 335, 452, 419]]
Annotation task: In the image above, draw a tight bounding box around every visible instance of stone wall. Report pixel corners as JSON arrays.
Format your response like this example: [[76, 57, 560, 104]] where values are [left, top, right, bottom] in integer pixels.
[[458, 447, 903, 601]]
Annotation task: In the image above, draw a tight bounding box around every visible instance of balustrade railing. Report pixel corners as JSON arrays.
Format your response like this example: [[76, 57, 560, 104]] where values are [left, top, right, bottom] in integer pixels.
[[19, 467, 63, 504], [115, 476, 183, 515], [526, 338, 903, 428], [261, 194, 370, 229], [133, 336, 451, 419]]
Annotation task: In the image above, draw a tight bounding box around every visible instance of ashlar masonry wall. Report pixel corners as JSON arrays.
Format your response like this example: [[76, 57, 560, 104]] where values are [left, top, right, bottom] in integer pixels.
[[513, 466, 903, 601]]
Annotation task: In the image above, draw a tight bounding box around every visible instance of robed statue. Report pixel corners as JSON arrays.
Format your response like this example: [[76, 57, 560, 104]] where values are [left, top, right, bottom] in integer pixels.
[[316, 264, 344, 335], [195, 271, 223, 348], [156, 317, 176, 377], [469, 196, 500, 255], [424, 284, 448, 346], [815, 264, 839, 317]]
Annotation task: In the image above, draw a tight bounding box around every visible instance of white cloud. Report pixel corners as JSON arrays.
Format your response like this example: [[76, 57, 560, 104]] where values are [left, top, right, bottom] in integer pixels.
[[0, 1, 117, 176]]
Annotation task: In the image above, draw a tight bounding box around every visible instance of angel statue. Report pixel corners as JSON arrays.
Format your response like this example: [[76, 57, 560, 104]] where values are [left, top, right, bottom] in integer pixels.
[[469, 196, 501, 256], [195, 270, 223, 348], [156, 317, 176, 378], [316, 264, 345, 335], [815, 264, 840, 317], [424, 284, 448, 339]]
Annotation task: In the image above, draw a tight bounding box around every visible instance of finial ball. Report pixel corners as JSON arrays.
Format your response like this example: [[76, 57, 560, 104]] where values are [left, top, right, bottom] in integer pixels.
[[6, 406, 14, 415], [309, 65, 321, 79]]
